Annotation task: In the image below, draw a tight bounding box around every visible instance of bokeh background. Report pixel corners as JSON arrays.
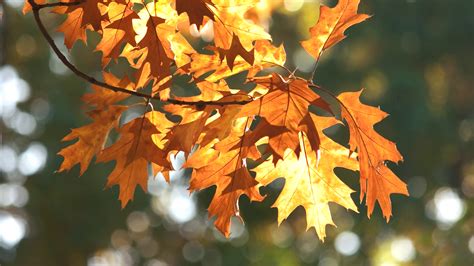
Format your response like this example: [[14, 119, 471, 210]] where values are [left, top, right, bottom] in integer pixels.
[[1, 0, 474, 265]]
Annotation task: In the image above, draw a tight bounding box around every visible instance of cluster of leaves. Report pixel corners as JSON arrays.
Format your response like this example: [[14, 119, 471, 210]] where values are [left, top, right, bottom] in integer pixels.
[[25, 0, 408, 240]]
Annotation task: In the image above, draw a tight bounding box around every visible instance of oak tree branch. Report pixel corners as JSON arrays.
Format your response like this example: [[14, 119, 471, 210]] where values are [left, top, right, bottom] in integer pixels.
[[27, 0, 252, 106]]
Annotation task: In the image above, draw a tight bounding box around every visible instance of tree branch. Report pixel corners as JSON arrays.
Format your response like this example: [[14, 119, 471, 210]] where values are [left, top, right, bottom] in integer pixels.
[[27, 0, 252, 106], [35, 1, 84, 8]]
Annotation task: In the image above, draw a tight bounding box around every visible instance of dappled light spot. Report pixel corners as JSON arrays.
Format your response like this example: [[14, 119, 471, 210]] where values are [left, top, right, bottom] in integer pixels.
[[284, 0, 304, 12], [0, 184, 29, 208], [270, 223, 295, 248], [127, 211, 150, 233], [334, 231, 361, 256], [182, 240, 205, 263], [0, 145, 17, 173], [0, 211, 27, 249], [425, 187, 466, 229], [0, 66, 31, 118], [18, 142, 47, 176], [16, 34, 37, 58], [469, 236, 474, 254], [391, 236, 416, 263], [87, 248, 133, 266]]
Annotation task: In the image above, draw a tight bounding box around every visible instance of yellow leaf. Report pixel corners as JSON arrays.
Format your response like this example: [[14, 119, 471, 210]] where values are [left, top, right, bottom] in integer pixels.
[[254, 115, 358, 240]]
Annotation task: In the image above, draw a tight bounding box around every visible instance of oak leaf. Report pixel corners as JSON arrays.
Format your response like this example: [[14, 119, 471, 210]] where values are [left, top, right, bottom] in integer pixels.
[[184, 40, 285, 82], [129, 10, 173, 87], [301, 0, 370, 62], [254, 114, 358, 240], [238, 74, 329, 162], [337, 90, 408, 220], [184, 118, 263, 237], [96, 111, 174, 207], [58, 105, 127, 175], [54, 0, 106, 49], [81, 72, 135, 108], [22, 0, 45, 14], [95, 2, 138, 67], [215, 34, 255, 70], [175, 0, 216, 28]]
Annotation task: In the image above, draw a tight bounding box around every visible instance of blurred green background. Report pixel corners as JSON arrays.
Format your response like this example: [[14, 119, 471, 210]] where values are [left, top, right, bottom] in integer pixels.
[[1, 0, 473, 265]]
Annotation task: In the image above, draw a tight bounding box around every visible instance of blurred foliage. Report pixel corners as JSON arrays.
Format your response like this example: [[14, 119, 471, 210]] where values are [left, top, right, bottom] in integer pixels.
[[1, 0, 473, 265]]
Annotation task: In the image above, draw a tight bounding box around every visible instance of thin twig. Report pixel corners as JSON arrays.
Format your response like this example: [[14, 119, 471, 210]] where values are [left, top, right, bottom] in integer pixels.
[[36, 1, 84, 8], [309, 59, 320, 81], [261, 60, 293, 75], [27, 0, 252, 106]]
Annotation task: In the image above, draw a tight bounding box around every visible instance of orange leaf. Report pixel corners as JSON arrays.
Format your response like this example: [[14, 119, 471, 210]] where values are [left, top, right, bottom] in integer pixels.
[[183, 40, 285, 82], [81, 72, 135, 108], [337, 90, 408, 220], [54, 0, 106, 49], [96, 111, 174, 207], [215, 34, 254, 70], [22, 0, 45, 14], [184, 118, 264, 237], [238, 74, 330, 162], [58, 105, 127, 175], [301, 0, 370, 62], [95, 2, 138, 66]]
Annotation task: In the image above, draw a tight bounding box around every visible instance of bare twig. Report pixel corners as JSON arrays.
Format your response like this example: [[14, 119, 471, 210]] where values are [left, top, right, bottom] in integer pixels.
[[27, 0, 252, 106], [36, 1, 84, 8]]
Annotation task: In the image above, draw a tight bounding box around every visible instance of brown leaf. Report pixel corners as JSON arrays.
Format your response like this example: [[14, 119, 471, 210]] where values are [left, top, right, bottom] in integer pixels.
[[175, 0, 215, 28], [215, 34, 255, 70]]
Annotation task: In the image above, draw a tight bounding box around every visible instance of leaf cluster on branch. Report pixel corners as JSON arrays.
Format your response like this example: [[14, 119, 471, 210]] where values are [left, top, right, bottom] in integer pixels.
[[25, 0, 408, 240]]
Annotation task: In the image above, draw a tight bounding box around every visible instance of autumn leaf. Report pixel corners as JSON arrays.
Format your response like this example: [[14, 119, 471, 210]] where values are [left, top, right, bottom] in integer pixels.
[[126, 3, 175, 88], [58, 105, 127, 175], [53, 0, 106, 49], [185, 145, 263, 237], [95, 1, 138, 67], [162, 81, 250, 154], [184, 40, 285, 82], [215, 34, 255, 70], [212, 0, 271, 49], [238, 73, 330, 162], [81, 72, 135, 108], [301, 0, 370, 62], [337, 90, 408, 220], [163, 104, 213, 154], [254, 114, 358, 240], [96, 111, 174, 207], [175, 0, 216, 28], [209, 0, 271, 70], [184, 118, 264, 237]]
